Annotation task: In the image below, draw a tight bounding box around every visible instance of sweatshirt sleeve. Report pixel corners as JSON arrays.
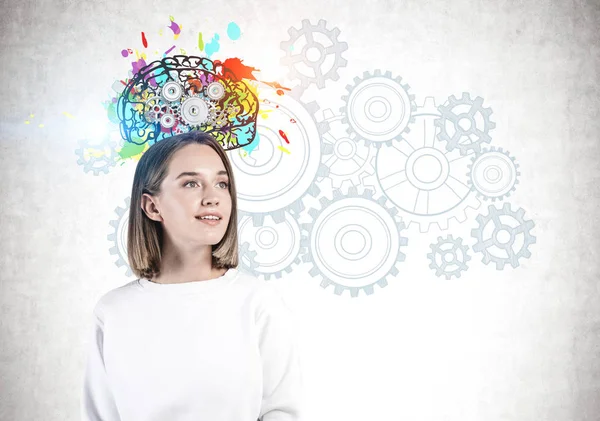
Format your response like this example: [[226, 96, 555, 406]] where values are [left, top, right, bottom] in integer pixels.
[[80, 303, 122, 421], [256, 287, 305, 421]]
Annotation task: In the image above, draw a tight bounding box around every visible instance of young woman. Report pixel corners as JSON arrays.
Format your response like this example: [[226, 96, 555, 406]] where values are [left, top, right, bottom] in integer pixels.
[[81, 131, 304, 421]]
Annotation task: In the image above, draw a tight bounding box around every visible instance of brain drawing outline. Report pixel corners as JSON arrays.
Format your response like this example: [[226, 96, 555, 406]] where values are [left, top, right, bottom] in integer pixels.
[[116, 55, 260, 151]]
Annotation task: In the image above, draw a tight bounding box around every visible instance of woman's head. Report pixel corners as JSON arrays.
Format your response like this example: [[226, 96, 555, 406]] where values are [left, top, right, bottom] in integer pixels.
[[127, 131, 239, 280]]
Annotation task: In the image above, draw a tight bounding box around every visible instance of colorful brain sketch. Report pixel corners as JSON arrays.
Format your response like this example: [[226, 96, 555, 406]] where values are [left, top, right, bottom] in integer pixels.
[[116, 55, 260, 150]]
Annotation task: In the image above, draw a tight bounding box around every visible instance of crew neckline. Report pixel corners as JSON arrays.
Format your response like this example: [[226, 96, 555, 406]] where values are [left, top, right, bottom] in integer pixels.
[[137, 267, 239, 294]]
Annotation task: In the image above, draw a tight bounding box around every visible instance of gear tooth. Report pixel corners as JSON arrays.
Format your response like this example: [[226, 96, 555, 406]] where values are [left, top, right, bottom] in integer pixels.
[[332, 188, 344, 200], [318, 18, 326, 28], [331, 26, 340, 37], [322, 108, 334, 119], [353, 76, 361, 84], [374, 69, 382, 76]]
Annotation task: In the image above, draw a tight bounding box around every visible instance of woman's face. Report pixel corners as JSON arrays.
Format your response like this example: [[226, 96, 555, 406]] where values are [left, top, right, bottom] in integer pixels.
[[155, 143, 232, 247]]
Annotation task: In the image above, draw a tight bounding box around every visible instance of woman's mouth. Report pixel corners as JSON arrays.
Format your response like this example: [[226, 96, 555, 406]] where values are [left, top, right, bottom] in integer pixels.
[[195, 216, 222, 226]]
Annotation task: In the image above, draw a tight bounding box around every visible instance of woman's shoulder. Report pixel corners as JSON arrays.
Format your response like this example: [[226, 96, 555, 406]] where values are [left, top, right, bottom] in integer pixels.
[[91, 279, 141, 320]]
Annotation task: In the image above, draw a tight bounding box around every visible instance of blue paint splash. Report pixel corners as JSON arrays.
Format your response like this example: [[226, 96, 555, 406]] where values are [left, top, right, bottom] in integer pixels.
[[205, 34, 220, 58], [227, 22, 241, 40]]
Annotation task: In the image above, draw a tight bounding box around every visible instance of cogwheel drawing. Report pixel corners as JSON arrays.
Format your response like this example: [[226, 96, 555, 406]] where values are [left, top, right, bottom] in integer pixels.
[[74, 130, 121, 175], [467, 146, 520, 201], [231, 85, 330, 224], [340, 69, 417, 149], [435, 92, 496, 156], [237, 240, 260, 276], [300, 186, 409, 297], [318, 107, 377, 194], [427, 234, 471, 280], [236, 211, 305, 280], [363, 96, 482, 233], [107, 196, 134, 277], [280, 18, 348, 90], [471, 203, 536, 270]]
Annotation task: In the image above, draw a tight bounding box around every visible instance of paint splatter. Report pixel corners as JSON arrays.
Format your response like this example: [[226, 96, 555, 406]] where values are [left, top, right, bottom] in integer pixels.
[[132, 57, 147, 75], [198, 32, 204, 51], [215, 57, 259, 82], [227, 22, 241, 40], [276, 89, 284, 95], [62, 111, 75, 119], [168, 16, 181, 39], [277, 145, 291, 154], [278, 129, 290, 144], [164, 45, 176, 55], [290, 118, 296, 123], [180, 48, 187, 54], [141, 32, 148, 48], [121, 49, 129, 57], [204, 33, 220, 58]]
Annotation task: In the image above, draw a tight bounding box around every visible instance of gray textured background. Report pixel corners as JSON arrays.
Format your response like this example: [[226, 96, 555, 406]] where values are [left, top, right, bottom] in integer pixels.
[[1, 0, 599, 420]]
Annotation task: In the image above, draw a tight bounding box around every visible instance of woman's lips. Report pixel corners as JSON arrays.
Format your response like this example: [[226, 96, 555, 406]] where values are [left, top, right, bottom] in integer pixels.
[[195, 217, 221, 226]]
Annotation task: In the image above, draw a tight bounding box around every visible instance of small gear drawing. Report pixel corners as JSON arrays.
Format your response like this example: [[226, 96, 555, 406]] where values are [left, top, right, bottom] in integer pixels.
[[340, 69, 417, 149], [471, 203, 536, 270], [300, 186, 409, 297], [280, 18, 348, 89], [363, 96, 482, 233], [435, 92, 496, 156], [74, 131, 120, 176], [237, 240, 260, 276], [427, 234, 471, 280], [231, 84, 330, 223], [319, 107, 377, 194], [107, 196, 134, 277], [236, 211, 306, 280], [467, 146, 520, 201]]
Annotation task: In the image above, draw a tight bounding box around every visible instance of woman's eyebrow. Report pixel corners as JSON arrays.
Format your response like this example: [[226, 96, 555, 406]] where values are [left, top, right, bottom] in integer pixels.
[[175, 170, 228, 180]]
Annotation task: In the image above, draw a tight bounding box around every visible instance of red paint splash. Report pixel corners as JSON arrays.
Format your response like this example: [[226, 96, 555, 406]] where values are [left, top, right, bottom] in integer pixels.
[[141, 32, 148, 48], [278, 129, 290, 144], [290, 118, 296, 123], [214, 57, 260, 82], [276, 89, 284, 95]]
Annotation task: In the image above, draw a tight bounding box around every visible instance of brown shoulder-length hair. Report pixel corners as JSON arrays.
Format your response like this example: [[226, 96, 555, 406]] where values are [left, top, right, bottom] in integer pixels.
[[127, 131, 239, 280]]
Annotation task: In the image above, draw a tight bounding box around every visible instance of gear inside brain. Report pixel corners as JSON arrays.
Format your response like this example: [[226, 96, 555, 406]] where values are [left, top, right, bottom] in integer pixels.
[[117, 55, 260, 150]]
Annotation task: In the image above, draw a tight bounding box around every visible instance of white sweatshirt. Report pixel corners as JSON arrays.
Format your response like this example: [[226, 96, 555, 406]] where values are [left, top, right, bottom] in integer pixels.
[[80, 267, 304, 421]]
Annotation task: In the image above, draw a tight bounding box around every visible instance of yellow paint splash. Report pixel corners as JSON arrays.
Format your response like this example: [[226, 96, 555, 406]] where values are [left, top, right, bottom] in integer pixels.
[[277, 145, 291, 154]]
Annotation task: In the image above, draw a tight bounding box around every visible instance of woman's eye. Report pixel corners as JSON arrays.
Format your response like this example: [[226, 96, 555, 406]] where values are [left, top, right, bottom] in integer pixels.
[[184, 180, 228, 188]]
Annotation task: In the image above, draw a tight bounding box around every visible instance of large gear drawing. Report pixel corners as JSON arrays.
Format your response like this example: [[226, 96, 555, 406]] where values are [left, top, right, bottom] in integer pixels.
[[231, 85, 330, 225], [471, 203, 536, 270], [318, 107, 377, 194], [467, 146, 520, 201], [300, 186, 409, 297], [74, 129, 121, 176], [280, 18, 348, 89], [427, 234, 471, 280], [435, 92, 496, 156], [237, 211, 305, 280], [363, 96, 482, 233], [107, 196, 133, 277], [340, 69, 417, 149]]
